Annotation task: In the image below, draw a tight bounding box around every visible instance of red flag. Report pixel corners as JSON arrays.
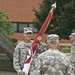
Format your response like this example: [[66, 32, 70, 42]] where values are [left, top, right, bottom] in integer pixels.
[[23, 2, 56, 74], [37, 9, 54, 37]]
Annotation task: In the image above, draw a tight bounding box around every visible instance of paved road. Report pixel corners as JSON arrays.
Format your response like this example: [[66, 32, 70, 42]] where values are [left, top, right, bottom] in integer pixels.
[[0, 71, 17, 75]]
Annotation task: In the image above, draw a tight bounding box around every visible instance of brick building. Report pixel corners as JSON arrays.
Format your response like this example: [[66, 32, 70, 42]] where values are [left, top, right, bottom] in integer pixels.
[[0, 0, 48, 42]]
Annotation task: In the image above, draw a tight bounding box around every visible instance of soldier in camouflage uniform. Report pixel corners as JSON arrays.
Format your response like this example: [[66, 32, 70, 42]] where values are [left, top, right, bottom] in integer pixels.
[[30, 34, 74, 75], [13, 27, 34, 75], [13, 27, 42, 75], [69, 33, 75, 74]]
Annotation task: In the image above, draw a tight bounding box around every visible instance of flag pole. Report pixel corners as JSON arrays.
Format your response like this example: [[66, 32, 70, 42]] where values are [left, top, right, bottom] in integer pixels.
[[23, 2, 56, 75]]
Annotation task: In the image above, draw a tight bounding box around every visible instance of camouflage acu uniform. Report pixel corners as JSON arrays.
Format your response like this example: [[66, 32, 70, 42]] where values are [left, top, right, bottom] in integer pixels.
[[70, 42, 75, 74], [30, 49, 74, 75], [69, 33, 75, 74], [70, 43, 75, 63], [13, 40, 34, 74], [69, 33, 75, 63], [30, 34, 74, 75]]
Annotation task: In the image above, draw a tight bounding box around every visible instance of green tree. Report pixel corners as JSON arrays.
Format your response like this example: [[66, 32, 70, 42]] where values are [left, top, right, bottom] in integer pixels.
[[0, 12, 12, 35], [33, 0, 75, 39]]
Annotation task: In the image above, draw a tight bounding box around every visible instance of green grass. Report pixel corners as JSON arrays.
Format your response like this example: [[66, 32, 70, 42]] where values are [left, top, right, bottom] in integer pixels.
[[59, 45, 71, 53]]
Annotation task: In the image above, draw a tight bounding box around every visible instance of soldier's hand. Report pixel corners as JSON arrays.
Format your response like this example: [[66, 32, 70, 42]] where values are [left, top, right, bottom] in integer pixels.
[[19, 71, 25, 75], [37, 36, 42, 42]]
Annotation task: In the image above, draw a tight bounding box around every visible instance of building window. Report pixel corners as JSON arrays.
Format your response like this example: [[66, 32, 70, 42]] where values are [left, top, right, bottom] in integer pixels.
[[12, 22, 38, 33], [18, 23, 28, 32], [29, 23, 38, 33], [12, 23, 17, 32]]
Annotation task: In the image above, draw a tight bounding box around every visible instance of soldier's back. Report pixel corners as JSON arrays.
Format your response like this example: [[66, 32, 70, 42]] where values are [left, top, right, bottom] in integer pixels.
[[36, 49, 69, 75]]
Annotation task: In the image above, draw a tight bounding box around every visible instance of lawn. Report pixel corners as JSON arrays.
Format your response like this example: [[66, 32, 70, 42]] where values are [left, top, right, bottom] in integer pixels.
[[59, 45, 71, 53]]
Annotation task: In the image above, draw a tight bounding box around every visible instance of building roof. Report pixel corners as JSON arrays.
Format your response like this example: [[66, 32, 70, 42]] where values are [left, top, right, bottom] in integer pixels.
[[0, 0, 42, 22]]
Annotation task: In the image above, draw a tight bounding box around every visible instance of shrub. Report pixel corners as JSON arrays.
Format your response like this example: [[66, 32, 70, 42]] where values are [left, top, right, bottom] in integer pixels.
[[11, 38, 18, 43]]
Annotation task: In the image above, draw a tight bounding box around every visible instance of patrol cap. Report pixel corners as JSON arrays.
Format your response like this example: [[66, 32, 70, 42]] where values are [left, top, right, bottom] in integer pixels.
[[24, 27, 33, 33], [47, 34, 59, 44], [69, 33, 75, 38]]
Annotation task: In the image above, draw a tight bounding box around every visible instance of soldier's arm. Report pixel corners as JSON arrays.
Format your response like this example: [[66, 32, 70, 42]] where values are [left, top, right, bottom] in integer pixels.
[[13, 45, 22, 73], [38, 42, 47, 53]]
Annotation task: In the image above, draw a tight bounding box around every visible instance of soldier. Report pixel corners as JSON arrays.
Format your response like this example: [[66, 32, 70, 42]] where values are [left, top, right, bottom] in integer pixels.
[[31, 34, 74, 75], [69, 33, 75, 74], [13, 27, 42, 75]]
